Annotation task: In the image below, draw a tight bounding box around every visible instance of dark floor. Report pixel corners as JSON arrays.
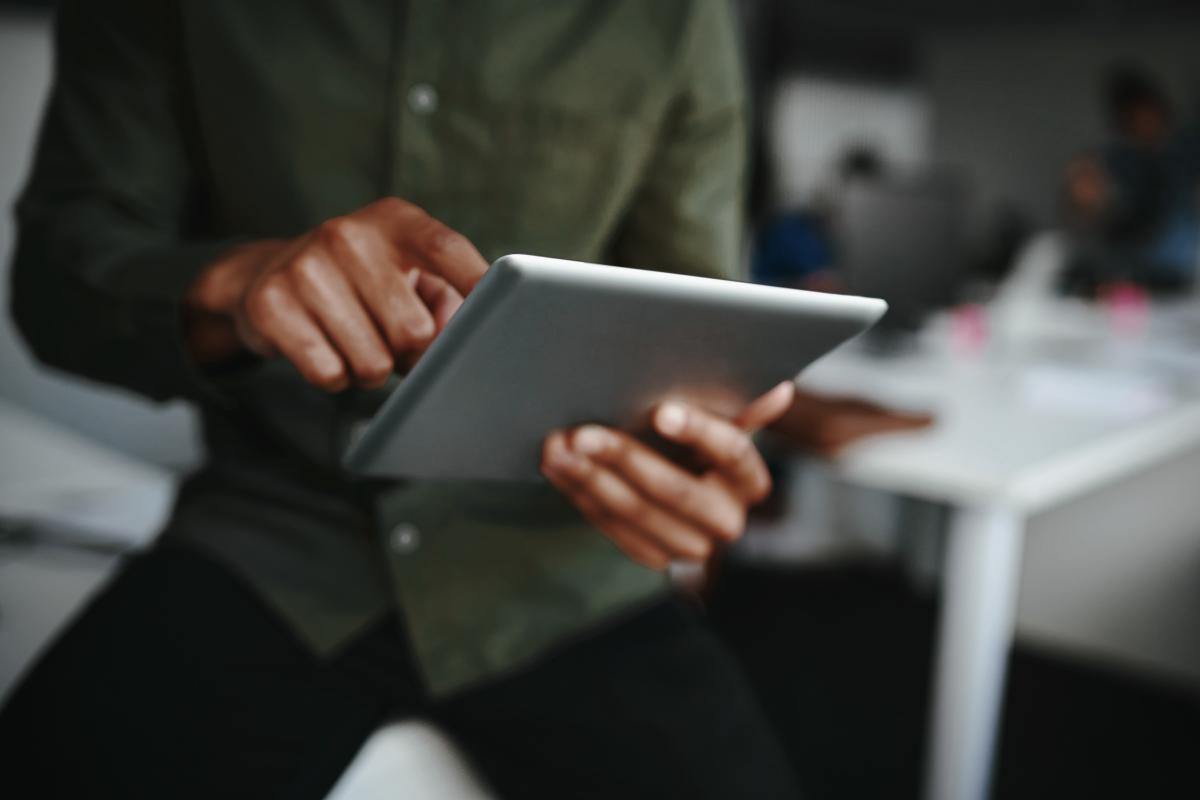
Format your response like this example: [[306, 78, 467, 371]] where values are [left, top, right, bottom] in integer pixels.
[[706, 560, 1200, 800]]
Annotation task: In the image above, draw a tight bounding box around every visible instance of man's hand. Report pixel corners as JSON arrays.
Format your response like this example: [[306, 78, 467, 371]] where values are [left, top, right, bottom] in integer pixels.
[[768, 388, 933, 458], [185, 197, 488, 391], [541, 382, 796, 570]]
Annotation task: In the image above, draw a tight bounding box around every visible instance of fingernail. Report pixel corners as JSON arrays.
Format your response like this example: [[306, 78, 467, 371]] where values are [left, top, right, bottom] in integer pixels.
[[772, 381, 796, 401], [655, 403, 687, 436], [572, 426, 610, 456], [557, 450, 587, 474], [546, 438, 583, 473]]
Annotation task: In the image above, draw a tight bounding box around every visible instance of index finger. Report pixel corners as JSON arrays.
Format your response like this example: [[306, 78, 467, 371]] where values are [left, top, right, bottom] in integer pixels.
[[357, 197, 488, 295]]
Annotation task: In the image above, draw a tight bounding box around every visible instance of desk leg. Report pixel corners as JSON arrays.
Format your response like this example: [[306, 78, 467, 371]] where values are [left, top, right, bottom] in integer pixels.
[[924, 505, 1025, 800]]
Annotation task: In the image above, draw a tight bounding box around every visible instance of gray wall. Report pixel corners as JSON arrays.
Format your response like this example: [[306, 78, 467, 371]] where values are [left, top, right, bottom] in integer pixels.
[[0, 11, 199, 468]]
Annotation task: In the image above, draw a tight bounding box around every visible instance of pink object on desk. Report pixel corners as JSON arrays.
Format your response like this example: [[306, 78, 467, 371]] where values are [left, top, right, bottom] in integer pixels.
[[951, 303, 989, 355], [1103, 282, 1150, 336]]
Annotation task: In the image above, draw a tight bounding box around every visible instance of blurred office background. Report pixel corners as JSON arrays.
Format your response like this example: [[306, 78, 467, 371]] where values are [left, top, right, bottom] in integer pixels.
[[2, 1, 1200, 798]]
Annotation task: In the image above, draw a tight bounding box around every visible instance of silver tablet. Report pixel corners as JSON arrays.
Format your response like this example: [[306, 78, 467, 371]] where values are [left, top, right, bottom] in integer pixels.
[[344, 254, 885, 481]]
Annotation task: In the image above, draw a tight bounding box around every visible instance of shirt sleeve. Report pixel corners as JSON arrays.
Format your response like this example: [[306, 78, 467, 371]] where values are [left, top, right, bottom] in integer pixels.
[[607, 0, 748, 281], [9, 0, 234, 404]]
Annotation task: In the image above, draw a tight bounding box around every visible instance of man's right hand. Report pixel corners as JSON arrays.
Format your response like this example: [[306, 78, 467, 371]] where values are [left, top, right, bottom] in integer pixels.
[[185, 197, 489, 391]]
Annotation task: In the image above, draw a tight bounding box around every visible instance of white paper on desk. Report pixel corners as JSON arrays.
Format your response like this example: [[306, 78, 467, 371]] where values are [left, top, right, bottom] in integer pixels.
[[1019, 365, 1173, 422]]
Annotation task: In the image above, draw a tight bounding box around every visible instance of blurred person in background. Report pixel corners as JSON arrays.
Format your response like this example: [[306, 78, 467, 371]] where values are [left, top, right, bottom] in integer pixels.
[[0, 1, 927, 798], [750, 144, 886, 292], [1062, 64, 1200, 294]]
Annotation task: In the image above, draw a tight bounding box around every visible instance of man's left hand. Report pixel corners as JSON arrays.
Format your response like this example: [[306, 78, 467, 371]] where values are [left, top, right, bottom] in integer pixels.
[[541, 382, 796, 570]]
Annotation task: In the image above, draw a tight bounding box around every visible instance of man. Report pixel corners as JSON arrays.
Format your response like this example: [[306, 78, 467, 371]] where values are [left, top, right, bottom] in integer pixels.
[[1, 2, 918, 797], [1062, 65, 1200, 292]]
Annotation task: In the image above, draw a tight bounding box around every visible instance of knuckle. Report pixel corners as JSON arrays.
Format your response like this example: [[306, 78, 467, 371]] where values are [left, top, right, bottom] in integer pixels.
[[610, 490, 644, 520], [727, 433, 756, 464], [316, 216, 355, 247], [287, 254, 328, 287], [613, 440, 640, 464], [386, 269, 416, 296], [372, 196, 415, 218], [680, 413, 698, 439], [689, 537, 714, 560], [244, 277, 287, 321], [661, 477, 694, 508], [571, 457, 599, 487], [386, 327, 412, 353], [591, 437, 624, 467], [355, 356, 394, 385], [419, 219, 464, 256]]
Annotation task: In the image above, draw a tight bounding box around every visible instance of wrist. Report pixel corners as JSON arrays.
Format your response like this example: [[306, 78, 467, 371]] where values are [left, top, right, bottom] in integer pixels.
[[184, 239, 286, 365], [185, 239, 287, 316]]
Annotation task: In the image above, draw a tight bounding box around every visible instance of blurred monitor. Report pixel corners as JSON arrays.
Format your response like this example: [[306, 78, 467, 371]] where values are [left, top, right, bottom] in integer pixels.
[[835, 174, 966, 334]]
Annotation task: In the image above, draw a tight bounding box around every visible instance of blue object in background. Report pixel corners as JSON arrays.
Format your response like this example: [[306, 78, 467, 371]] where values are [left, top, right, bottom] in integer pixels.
[[751, 212, 834, 287]]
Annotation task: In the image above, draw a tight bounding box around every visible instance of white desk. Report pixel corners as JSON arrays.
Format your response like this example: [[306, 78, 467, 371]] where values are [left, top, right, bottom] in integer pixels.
[[800, 299, 1200, 800]]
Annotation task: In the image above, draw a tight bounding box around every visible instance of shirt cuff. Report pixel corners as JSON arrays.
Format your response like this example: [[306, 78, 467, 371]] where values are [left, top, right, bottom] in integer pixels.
[[113, 239, 248, 407]]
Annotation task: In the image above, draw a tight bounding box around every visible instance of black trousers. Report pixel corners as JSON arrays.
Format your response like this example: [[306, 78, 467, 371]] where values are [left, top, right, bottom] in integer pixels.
[[0, 545, 800, 799]]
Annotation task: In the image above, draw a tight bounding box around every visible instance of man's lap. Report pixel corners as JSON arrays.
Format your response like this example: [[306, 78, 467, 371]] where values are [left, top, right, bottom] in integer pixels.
[[439, 598, 800, 798], [0, 543, 798, 799], [0, 545, 388, 797]]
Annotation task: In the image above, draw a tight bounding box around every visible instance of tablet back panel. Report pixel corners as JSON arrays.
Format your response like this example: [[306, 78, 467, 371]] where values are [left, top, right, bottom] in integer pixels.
[[345, 255, 885, 480]]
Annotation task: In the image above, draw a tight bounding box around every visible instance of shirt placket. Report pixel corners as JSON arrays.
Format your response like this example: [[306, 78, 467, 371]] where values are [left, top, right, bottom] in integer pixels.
[[388, 0, 442, 205], [377, 0, 443, 678]]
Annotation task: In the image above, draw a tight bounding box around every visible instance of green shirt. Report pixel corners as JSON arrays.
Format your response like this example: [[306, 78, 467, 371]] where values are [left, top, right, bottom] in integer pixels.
[[11, 0, 747, 695]]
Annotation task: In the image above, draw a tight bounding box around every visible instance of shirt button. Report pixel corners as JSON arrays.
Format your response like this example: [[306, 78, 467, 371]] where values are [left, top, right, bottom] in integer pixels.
[[407, 83, 439, 115], [388, 523, 421, 554]]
